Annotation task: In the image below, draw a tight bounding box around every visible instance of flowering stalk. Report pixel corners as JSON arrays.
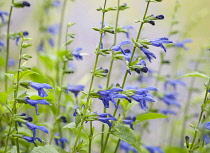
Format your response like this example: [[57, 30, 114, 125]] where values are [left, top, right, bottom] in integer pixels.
[[55, 0, 68, 85], [5, 0, 15, 91], [101, 0, 120, 151], [188, 78, 210, 153], [72, 0, 108, 152], [180, 48, 204, 147], [4, 39, 24, 153], [102, 2, 151, 153]]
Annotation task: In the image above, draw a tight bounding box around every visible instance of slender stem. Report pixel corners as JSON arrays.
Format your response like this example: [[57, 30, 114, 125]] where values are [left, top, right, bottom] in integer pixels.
[[189, 79, 210, 152], [180, 49, 203, 147], [89, 121, 93, 153], [5, 0, 15, 91], [102, 2, 150, 153], [55, 0, 68, 85], [114, 139, 120, 153], [101, 0, 120, 151], [72, 1, 108, 152]]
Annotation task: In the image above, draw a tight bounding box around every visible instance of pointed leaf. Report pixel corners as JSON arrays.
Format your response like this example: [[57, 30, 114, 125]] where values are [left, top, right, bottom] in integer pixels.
[[136, 113, 168, 123], [30, 145, 59, 153]]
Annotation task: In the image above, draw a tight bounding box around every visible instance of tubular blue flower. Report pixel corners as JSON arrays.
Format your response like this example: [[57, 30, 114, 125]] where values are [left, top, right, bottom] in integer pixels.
[[22, 136, 42, 147], [150, 37, 173, 52], [159, 109, 177, 115], [98, 87, 130, 108], [123, 117, 136, 130], [66, 84, 85, 97], [37, 40, 44, 52], [159, 92, 181, 108], [0, 10, 8, 23], [54, 133, 68, 149], [122, 25, 133, 39], [120, 141, 138, 153], [97, 113, 117, 127], [205, 122, 210, 130], [25, 97, 51, 115], [30, 82, 53, 97], [72, 48, 83, 60], [0, 40, 5, 51], [164, 79, 186, 91], [111, 40, 131, 55], [141, 47, 156, 62], [22, 1, 30, 7], [73, 105, 79, 117], [144, 145, 164, 153], [155, 15, 164, 20], [48, 24, 60, 35], [26, 122, 49, 137], [203, 134, 210, 144], [174, 39, 192, 50]]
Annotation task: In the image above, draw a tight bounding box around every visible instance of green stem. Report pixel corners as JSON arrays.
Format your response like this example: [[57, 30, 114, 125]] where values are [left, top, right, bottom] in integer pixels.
[[5, 0, 15, 91], [89, 121, 93, 153], [101, 0, 120, 151], [114, 139, 120, 153], [180, 49, 203, 147], [189, 78, 210, 152], [72, 0, 108, 152], [102, 2, 150, 153], [55, 0, 68, 85]]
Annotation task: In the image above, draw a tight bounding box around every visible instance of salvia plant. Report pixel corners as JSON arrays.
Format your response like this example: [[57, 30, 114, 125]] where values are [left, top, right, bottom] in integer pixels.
[[0, 0, 210, 153]]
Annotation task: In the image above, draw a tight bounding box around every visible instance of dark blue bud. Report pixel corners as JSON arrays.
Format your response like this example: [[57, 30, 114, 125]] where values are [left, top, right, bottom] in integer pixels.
[[104, 69, 108, 73], [20, 113, 26, 116], [149, 21, 155, 26], [26, 117, 33, 122], [23, 1, 30, 7], [141, 67, 148, 73], [124, 49, 130, 53], [23, 31, 29, 36], [134, 68, 141, 74], [156, 15, 164, 20], [60, 116, 67, 123]]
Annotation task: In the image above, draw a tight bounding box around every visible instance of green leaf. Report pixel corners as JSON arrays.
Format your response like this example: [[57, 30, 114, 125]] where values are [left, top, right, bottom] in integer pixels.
[[30, 145, 59, 153], [110, 123, 141, 152], [75, 115, 81, 127], [136, 113, 168, 123], [63, 122, 76, 129], [0, 92, 8, 104], [177, 71, 209, 79], [16, 70, 39, 79]]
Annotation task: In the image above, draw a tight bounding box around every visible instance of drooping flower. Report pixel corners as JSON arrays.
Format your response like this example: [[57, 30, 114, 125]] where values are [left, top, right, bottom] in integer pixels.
[[122, 25, 133, 39], [174, 39, 192, 50], [0, 10, 8, 23], [141, 47, 156, 62], [26, 122, 49, 137], [144, 145, 164, 153], [22, 136, 42, 147], [24, 97, 51, 115], [97, 113, 117, 127], [123, 117, 136, 130], [150, 37, 173, 52], [164, 79, 186, 91], [72, 48, 83, 60], [159, 92, 181, 108], [98, 87, 130, 108], [66, 84, 85, 97], [159, 109, 177, 115], [111, 41, 131, 55], [120, 141, 138, 153], [54, 133, 68, 149], [30, 82, 53, 97]]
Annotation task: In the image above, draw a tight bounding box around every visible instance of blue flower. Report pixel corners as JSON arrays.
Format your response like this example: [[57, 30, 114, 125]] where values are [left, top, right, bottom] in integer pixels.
[[51, 0, 62, 7], [54, 133, 68, 149], [144, 145, 164, 153], [30, 82, 53, 97], [48, 24, 60, 35], [66, 84, 85, 97], [141, 47, 156, 62], [205, 122, 210, 130], [160, 92, 181, 108], [22, 136, 42, 147], [0, 10, 8, 23], [174, 39, 192, 50], [25, 97, 51, 115], [97, 113, 117, 127], [18, 116, 33, 127], [159, 109, 177, 115], [155, 15, 164, 20], [203, 134, 210, 144], [150, 37, 173, 52], [98, 87, 130, 108], [122, 25, 133, 39], [111, 41, 131, 55], [73, 105, 79, 117], [123, 117, 136, 130], [26, 122, 49, 137], [164, 79, 186, 91], [134, 60, 148, 74], [120, 141, 138, 153], [72, 48, 83, 60], [0, 40, 5, 51], [8, 59, 16, 67]]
